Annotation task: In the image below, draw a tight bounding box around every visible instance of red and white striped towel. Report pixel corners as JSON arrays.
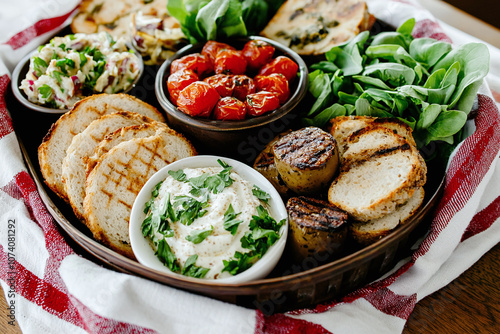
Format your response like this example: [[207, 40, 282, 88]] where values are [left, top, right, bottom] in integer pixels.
[[1, 0, 499, 333]]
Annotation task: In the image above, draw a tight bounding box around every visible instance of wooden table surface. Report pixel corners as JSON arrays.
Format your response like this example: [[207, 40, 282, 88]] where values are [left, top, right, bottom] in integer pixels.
[[1, 0, 499, 333]]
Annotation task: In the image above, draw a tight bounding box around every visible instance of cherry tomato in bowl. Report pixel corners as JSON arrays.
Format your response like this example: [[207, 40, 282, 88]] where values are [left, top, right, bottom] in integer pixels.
[[241, 40, 275, 72], [176, 81, 220, 117], [257, 56, 299, 82], [155, 36, 308, 155], [214, 97, 247, 120], [254, 73, 290, 105], [167, 69, 199, 105]]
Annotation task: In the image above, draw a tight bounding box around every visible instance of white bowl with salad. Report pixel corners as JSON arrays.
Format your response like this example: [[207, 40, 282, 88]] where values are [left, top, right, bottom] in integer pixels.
[[129, 155, 288, 284], [11, 32, 143, 114]]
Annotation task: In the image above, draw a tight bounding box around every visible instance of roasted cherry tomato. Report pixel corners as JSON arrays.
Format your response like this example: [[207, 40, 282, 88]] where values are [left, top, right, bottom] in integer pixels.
[[257, 56, 299, 82], [170, 53, 213, 78], [245, 91, 280, 117], [232, 75, 255, 101], [167, 68, 199, 105], [214, 50, 247, 75], [176, 81, 220, 117], [201, 40, 235, 64], [203, 74, 235, 97], [214, 96, 247, 121], [241, 40, 275, 72], [254, 73, 290, 104]]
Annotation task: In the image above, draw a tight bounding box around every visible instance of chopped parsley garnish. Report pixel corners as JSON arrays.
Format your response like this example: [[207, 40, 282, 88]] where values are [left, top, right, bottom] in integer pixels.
[[182, 255, 209, 278], [168, 169, 187, 182], [222, 205, 284, 275], [38, 84, 53, 100], [79, 52, 88, 67], [33, 57, 48, 77], [52, 71, 66, 88], [142, 161, 284, 278], [252, 185, 270, 204], [185, 226, 213, 244], [173, 195, 208, 226], [223, 204, 243, 235], [156, 239, 180, 272]]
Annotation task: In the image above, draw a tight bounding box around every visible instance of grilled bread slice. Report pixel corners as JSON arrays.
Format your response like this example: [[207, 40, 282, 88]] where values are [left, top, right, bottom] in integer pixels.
[[328, 116, 418, 158], [273, 127, 339, 194], [341, 125, 410, 169], [328, 146, 425, 222], [86, 122, 169, 177], [62, 111, 157, 221], [350, 186, 425, 245], [83, 129, 197, 259], [38, 93, 164, 200], [260, 0, 375, 55]]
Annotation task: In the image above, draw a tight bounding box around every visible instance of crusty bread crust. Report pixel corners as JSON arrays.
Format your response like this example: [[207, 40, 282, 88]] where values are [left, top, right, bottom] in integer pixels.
[[38, 93, 165, 200], [350, 187, 425, 245], [85, 122, 169, 177], [83, 128, 196, 259], [62, 111, 157, 222]]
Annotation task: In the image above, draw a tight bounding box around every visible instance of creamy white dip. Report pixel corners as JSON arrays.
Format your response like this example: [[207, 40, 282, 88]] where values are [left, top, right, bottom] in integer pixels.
[[20, 32, 141, 109], [149, 166, 263, 279]]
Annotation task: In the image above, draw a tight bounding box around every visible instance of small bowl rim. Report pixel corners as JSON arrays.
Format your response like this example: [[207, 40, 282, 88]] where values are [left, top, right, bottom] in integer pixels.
[[155, 36, 309, 132], [11, 43, 144, 114], [129, 155, 289, 284]]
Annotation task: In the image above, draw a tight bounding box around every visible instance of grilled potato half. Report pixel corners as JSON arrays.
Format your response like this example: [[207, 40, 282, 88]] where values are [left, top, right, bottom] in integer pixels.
[[287, 196, 349, 262], [273, 127, 339, 194]]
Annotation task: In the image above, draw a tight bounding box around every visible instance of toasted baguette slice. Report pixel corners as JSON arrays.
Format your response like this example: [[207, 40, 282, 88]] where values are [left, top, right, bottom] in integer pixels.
[[329, 116, 418, 158], [328, 147, 424, 222], [328, 116, 376, 157], [350, 187, 425, 245], [85, 122, 169, 177], [38, 94, 165, 200], [62, 111, 157, 221], [342, 125, 409, 169], [83, 129, 197, 259]]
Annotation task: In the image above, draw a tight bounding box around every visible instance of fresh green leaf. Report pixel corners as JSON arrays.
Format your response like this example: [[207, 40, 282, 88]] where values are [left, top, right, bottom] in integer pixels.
[[252, 185, 270, 204], [186, 226, 213, 244], [432, 43, 489, 111], [38, 84, 53, 99], [33, 57, 48, 77], [156, 238, 180, 272], [363, 63, 416, 87], [182, 255, 210, 278], [425, 109, 467, 143], [409, 38, 452, 68], [169, 169, 187, 182], [223, 204, 243, 235]]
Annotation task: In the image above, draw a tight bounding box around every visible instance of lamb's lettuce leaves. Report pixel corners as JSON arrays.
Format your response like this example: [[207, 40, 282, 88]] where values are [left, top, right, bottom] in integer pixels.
[[302, 18, 490, 163]]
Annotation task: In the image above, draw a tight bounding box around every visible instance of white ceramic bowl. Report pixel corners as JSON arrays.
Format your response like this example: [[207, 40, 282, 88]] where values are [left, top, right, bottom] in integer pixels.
[[129, 155, 288, 284]]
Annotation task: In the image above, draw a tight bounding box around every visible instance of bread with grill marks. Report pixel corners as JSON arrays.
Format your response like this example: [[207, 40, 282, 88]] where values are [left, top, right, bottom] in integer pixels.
[[38, 93, 165, 200], [85, 122, 169, 177], [83, 128, 196, 259], [62, 111, 159, 222]]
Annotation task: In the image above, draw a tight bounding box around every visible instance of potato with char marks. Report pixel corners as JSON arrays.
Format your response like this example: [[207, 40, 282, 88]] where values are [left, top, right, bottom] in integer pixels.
[[272, 127, 339, 194], [287, 196, 348, 262]]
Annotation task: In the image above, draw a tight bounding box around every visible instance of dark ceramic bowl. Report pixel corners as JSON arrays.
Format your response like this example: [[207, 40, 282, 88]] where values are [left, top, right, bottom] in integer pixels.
[[11, 45, 144, 114], [155, 36, 308, 156]]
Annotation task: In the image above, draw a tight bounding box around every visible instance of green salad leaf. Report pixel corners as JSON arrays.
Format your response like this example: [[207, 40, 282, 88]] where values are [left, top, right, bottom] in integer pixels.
[[167, 0, 284, 44], [302, 18, 490, 161]]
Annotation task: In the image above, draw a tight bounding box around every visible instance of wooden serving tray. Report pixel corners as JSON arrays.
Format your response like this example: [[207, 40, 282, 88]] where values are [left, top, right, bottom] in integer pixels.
[[5, 22, 445, 314]]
